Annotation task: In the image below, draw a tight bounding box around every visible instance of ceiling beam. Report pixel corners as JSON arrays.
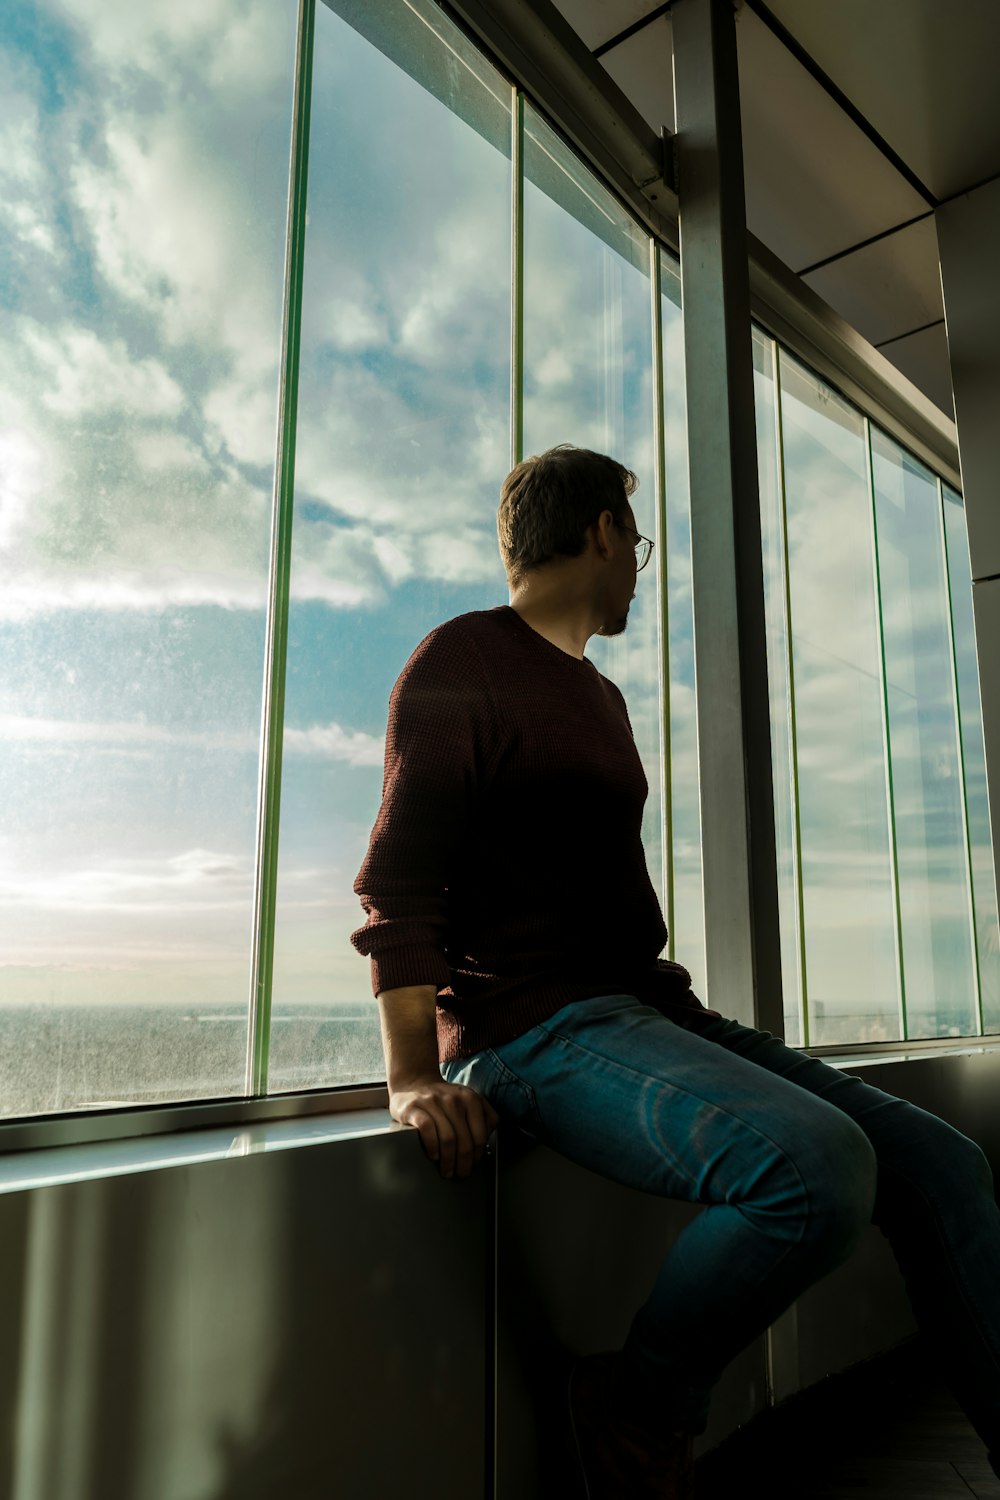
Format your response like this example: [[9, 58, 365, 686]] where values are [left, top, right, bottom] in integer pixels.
[[443, 0, 678, 225], [742, 0, 937, 208], [593, 2, 675, 60]]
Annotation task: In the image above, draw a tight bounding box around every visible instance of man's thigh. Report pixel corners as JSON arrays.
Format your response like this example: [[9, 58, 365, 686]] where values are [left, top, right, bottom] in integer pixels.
[[672, 1007, 991, 1210], [445, 994, 868, 1210]]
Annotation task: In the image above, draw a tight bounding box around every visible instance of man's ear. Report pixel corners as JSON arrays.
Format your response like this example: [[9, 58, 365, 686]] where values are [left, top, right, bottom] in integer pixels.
[[591, 508, 616, 561]]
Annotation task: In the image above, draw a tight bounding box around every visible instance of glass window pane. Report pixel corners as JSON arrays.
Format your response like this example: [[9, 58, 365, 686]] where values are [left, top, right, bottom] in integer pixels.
[[268, 0, 512, 1089], [521, 106, 666, 944], [871, 431, 977, 1038], [778, 353, 899, 1044], [0, 0, 297, 1116], [753, 329, 803, 1045], [943, 485, 1000, 1031], [661, 254, 706, 998]]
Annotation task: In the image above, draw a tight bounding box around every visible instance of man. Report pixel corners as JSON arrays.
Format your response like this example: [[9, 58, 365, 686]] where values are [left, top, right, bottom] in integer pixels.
[[352, 444, 1000, 1500]]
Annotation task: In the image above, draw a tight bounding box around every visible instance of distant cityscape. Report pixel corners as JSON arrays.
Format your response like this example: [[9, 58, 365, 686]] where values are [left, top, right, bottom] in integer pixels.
[[1, 998, 988, 1122], [0, 1004, 385, 1120]]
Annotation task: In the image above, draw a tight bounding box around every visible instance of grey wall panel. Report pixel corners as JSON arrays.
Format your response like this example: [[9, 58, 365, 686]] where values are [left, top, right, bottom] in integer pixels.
[[0, 1131, 489, 1500], [785, 1048, 1000, 1404], [937, 177, 1000, 581], [492, 1125, 767, 1498]]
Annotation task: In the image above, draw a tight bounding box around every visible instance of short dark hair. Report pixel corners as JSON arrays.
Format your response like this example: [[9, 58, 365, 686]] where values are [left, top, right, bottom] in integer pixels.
[[497, 444, 638, 585]]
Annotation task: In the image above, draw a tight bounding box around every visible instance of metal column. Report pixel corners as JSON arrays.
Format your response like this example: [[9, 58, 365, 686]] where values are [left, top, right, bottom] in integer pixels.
[[672, 0, 782, 1030]]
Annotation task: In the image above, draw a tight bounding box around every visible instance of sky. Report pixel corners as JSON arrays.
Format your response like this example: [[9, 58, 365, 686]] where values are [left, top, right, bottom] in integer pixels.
[[1, 0, 995, 1100]]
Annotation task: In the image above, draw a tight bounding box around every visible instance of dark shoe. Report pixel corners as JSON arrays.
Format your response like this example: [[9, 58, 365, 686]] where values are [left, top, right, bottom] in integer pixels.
[[568, 1352, 696, 1499]]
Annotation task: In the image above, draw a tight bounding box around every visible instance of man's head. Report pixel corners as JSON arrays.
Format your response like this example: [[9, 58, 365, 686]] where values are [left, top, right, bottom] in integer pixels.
[[497, 445, 644, 640], [497, 444, 639, 587]]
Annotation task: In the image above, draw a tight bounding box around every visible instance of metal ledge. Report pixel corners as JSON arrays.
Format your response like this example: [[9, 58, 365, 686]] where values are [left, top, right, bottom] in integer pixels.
[[0, 1083, 389, 1157], [811, 1035, 1000, 1069], [0, 1106, 399, 1196], [442, 0, 677, 231]]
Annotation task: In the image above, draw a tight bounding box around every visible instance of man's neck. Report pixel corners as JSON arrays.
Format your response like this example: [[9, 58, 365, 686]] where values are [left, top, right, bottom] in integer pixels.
[[508, 592, 596, 660]]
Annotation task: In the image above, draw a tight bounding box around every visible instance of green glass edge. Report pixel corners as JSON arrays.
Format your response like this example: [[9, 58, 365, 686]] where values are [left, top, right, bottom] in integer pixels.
[[772, 346, 809, 1048], [938, 479, 984, 1035], [247, 0, 316, 1097], [651, 245, 674, 953], [865, 418, 908, 1041], [510, 87, 524, 468]]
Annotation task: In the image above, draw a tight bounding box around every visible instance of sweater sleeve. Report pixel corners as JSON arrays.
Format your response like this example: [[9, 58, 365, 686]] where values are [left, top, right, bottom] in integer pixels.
[[350, 623, 500, 997]]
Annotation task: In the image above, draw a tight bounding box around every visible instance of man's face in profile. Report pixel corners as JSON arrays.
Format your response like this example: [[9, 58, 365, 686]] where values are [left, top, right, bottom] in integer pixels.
[[597, 502, 639, 638]]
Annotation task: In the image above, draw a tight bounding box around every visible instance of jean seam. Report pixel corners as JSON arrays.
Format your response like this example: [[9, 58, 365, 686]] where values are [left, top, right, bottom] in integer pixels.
[[531, 1025, 814, 1246], [485, 1048, 544, 1133]]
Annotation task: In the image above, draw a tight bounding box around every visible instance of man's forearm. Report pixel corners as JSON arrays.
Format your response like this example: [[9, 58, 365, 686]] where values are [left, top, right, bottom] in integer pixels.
[[377, 985, 440, 1090]]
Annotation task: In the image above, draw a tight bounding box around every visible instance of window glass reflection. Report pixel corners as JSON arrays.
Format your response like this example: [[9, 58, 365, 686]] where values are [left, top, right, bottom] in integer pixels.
[[661, 256, 706, 998], [0, 0, 297, 1115], [778, 354, 899, 1044], [943, 486, 1000, 1031], [522, 105, 666, 940], [268, 0, 511, 1089], [752, 330, 802, 1044], [871, 431, 976, 1038]]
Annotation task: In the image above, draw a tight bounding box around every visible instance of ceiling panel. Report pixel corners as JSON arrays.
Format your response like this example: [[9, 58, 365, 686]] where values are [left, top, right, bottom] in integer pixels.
[[762, 0, 1000, 202], [550, 0, 665, 53], [736, 5, 927, 273], [598, 13, 675, 135], [803, 216, 942, 350], [876, 323, 954, 421]]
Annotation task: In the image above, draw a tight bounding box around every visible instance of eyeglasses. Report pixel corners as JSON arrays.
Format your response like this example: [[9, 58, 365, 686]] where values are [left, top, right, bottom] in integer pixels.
[[617, 522, 654, 572]]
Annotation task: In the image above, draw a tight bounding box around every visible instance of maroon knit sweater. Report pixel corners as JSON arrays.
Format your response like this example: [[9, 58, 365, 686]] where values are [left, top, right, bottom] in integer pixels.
[[351, 606, 705, 1062]]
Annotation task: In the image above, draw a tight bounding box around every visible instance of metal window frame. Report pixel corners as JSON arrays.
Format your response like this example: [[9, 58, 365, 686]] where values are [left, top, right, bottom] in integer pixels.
[[768, 340, 809, 1048], [650, 243, 674, 946], [246, 0, 316, 1097], [510, 84, 524, 468]]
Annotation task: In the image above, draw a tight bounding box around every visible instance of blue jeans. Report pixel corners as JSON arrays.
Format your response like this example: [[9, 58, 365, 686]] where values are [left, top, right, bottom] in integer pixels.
[[442, 994, 1000, 1453]]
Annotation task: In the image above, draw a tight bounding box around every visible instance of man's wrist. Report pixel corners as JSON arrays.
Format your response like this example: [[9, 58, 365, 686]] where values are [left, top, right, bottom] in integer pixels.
[[377, 985, 441, 1090]]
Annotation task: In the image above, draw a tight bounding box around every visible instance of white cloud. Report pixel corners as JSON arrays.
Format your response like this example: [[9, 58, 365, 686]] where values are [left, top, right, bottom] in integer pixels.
[[71, 119, 279, 369], [42, 0, 293, 93], [0, 423, 47, 553], [23, 323, 185, 419], [283, 724, 385, 767], [133, 431, 207, 473], [203, 376, 278, 470], [319, 295, 389, 355], [1, 712, 384, 767], [0, 845, 251, 912], [0, 566, 268, 622], [0, 714, 256, 754]]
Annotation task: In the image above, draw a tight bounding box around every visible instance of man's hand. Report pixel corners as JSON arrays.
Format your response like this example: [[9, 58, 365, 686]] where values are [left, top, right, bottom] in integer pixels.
[[389, 1076, 499, 1179], [377, 984, 499, 1179]]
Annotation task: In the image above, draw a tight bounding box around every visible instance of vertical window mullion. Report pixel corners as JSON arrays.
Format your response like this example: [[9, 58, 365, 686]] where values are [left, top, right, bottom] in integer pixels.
[[865, 415, 908, 1040], [510, 87, 524, 469], [246, 0, 316, 1097], [650, 244, 673, 945], [772, 344, 808, 1047]]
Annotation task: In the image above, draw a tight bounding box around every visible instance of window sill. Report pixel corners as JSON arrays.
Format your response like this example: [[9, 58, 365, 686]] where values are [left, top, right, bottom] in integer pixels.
[[814, 1038, 1000, 1070], [0, 1082, 390, 1166], [0, 1102, 398, 1196]]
